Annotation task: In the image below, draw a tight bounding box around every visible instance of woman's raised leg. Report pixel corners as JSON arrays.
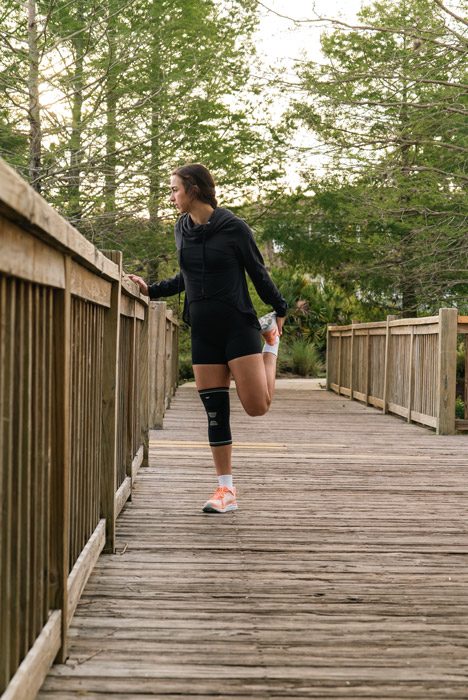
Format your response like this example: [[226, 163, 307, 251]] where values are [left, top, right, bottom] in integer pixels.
[[228, 351, 278, 417]]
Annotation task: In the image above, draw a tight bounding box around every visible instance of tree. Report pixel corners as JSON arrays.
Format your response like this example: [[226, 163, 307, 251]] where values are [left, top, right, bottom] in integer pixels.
[[0, 0, 289, 283], [263, 0, 468, 314]]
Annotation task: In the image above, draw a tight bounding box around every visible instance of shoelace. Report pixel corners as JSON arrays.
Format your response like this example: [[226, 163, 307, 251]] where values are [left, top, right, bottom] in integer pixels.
[[212, 486, 229, 499]]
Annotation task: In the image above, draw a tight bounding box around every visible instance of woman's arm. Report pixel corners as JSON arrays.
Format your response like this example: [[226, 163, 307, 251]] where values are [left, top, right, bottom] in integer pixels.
[[237, 226, 288, 318], [128, 272, 185, 300]]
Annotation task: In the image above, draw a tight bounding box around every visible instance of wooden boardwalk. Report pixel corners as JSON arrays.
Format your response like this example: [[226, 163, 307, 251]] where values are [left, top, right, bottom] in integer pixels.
[[37, 380, 468, 699]]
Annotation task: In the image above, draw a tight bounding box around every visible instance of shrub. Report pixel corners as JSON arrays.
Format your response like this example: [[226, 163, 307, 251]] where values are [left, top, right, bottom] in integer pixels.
[[290, 339, 323, 377], [456, 397, 465, 420], [178, 354, 194, 383]]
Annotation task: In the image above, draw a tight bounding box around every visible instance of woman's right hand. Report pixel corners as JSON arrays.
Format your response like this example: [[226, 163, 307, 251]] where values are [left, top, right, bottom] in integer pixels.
[[128, 274, 149, 296]]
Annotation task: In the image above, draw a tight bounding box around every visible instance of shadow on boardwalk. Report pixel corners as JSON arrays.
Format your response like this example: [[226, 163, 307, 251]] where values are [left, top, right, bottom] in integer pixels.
[[38, 380, 468, 699]]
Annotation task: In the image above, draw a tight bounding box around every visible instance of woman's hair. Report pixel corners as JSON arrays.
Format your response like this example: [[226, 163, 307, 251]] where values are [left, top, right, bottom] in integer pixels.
[[172, 163, 217, 208]]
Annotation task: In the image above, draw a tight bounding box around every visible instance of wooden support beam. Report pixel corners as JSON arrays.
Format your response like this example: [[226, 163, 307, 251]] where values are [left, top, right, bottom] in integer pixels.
[[436, 308, 457, 435], [49, 256, 71, 663], [100, 250, 122, 554], [383, 315, 399, 415], [407, 327, 414, 423], [153, 302, 167, 429]]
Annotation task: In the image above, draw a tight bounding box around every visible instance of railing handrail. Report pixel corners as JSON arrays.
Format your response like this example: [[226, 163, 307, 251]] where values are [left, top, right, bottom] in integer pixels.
[[326, 309, 464, 436], [0, 157, 179, 700]]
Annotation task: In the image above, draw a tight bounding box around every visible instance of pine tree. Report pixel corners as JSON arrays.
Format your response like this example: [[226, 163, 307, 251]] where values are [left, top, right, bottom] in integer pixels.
[[265, 0, 468, 314]]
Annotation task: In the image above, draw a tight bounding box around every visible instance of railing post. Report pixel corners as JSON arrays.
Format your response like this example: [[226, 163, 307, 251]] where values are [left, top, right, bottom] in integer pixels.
[[152, 302, 167, 429], [171, 318, 179, 395], [337, 332, 342, 395], [99, 250, 122, 553], [464, 333, 468, 422], [50, 255, 71, 662], [326, 324, 331, 391], [126, 303, 137, 480], [165, 310, 174, 409], [140, 302, 150, 470], [407, 327, 415, 422], [383, 315, 398, 414], [436, 308, 457, 435], [349, 319, 361, 401], [365, 330, 370, 405]]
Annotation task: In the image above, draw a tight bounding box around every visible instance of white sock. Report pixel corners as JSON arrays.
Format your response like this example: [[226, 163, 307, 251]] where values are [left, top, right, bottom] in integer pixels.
[[218, 474, 233, 490], [262, 335, 280, 357]]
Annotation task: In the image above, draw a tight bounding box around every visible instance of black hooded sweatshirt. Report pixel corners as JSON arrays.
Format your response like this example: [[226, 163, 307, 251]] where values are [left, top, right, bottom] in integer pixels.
[[147, 207, 288, 329]]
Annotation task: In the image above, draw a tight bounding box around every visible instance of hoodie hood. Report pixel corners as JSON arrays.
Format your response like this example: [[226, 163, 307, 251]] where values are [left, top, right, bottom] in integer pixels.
[[174, 208, 241, 297], [175, 207, 239, 245]]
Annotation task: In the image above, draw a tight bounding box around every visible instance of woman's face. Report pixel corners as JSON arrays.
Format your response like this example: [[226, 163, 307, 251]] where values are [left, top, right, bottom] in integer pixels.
[[170, 175, 193, 214]]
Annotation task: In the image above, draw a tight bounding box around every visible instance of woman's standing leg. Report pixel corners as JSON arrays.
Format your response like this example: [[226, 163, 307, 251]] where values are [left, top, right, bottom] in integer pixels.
[[193, 364, 239, 513], [193, 364, 232, 475]]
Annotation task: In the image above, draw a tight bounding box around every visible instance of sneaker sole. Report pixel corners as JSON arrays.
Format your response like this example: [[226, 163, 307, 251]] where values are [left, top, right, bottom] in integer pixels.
[[202, 503, 238, 513]]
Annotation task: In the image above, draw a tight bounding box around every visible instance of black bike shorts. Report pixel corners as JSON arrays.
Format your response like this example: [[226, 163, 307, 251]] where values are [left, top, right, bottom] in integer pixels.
[[190, 299, 262, 365]]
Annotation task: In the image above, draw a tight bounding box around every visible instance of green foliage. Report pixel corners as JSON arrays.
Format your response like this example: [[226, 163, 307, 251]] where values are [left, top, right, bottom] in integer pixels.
[[0, 0, 289, 277], [264, 0, 468, 314], [289, 339, 323, 377], [269, 267, 381, 354], [457, 340, 466, 380], [178, 354, 194, 383], [455, 398, 465, 420]]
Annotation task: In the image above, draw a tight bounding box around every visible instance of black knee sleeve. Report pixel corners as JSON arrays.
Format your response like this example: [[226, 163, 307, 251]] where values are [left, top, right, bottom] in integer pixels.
[[198, 387, 232, 447]]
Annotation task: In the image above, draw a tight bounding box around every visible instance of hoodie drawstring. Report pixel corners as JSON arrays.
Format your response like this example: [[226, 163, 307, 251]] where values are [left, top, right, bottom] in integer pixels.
[[201, 230, 206, 296], [178, 236, 183, 307]]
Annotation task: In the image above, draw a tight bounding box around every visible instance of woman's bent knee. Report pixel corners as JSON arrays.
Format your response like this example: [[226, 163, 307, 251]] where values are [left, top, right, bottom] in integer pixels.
[[245, 397, 271, 417]]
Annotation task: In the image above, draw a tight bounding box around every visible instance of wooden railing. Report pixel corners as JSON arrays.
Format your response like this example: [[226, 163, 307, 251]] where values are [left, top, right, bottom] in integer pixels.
[[327, 309, 466, 435], [0, 158, 179, 700]]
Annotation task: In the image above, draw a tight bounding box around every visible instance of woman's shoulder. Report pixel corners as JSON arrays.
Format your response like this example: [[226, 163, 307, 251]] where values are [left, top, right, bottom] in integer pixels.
[[214, 207, 252, 236]]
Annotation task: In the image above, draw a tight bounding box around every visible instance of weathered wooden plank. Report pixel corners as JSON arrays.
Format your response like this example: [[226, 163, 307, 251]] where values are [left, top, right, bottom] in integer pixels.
[[49, 256, 71, 663], [119, 293, 135, 318], [131, 445, 144, 483], [436, 308, 457, 434], [100, 251, 122, 554], [0, 219, 65, 289], [70, 261, 111, 307], [1, 611, 61, 700], [36, 383, 468, 699], [67, 520, 106, 627], [135, 302, 145, 322], [0, 159, 119, 282], [115, 477, 131, 518]]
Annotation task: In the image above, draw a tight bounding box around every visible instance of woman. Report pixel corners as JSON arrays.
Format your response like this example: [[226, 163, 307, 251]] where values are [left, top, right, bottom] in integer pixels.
[[129, 164, 287, 513]]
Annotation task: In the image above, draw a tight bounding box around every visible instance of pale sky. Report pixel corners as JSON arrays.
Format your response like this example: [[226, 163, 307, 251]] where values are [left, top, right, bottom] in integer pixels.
[[253, 0, 365, 188], [255, 0, 364, 66]]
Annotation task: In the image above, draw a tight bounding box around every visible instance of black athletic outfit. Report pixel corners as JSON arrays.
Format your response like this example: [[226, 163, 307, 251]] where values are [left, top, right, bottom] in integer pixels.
[[147, 207, 288, 365]]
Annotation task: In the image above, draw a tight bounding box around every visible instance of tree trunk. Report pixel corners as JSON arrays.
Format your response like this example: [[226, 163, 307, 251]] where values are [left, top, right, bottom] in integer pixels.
[[148, 2, 165, 280], [401, 284, 418, 317], [27, 0, 41, 193], [398, 26, 417, 318], [68, 3, 85, 222], [104, 6, 118, 231]]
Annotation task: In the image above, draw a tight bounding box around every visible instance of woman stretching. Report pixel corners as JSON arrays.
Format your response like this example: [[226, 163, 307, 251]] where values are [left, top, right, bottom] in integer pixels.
[[129, 163, 287, 513]]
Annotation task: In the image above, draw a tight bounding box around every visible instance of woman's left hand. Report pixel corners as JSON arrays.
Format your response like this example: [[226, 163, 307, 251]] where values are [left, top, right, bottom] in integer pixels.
[[277, 316, 285, 336]]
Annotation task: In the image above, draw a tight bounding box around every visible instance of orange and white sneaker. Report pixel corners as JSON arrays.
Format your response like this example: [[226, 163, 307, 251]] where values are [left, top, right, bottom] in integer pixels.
[[202, 486, 238, 513], [259, 312, 279, 346]]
